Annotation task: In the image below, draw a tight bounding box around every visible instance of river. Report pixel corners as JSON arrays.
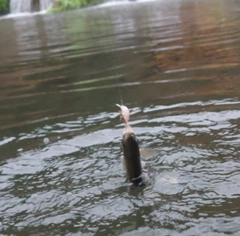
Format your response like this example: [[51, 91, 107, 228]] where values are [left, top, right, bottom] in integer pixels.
[[0, 0, 240, 235]]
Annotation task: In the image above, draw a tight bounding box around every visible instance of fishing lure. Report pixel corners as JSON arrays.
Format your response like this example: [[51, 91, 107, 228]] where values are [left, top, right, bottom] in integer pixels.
[[116, 104, 130, 125]]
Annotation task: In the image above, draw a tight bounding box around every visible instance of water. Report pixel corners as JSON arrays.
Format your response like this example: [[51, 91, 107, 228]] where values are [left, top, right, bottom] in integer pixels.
[[0, 0, 240, 235], [10, 0, 53, 13]]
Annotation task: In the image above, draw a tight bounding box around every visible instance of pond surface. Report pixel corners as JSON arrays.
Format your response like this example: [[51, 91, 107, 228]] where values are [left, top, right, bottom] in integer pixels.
[[0, 0, 240, 235]]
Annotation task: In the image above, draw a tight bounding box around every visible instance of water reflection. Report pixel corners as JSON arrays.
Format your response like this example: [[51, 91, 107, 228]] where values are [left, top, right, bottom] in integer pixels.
[[0, 0, 240, 235]]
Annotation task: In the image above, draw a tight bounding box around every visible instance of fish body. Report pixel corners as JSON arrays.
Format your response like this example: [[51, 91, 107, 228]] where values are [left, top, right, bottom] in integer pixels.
[[122, 130, 143, 185]]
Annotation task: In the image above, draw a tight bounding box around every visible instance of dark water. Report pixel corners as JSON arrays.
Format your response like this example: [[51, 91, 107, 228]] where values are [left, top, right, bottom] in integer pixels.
[[1, 0, 240, 235]]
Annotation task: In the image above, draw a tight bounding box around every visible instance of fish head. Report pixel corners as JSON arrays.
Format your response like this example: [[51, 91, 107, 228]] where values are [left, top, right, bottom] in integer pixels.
[[123, 125, 134, 134], [122, 132, 139, 154]]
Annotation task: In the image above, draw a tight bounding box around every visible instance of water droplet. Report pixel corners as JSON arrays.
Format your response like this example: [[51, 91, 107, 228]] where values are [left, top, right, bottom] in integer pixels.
[[43, 138, 50, 145], [31, 193, 38, 198]]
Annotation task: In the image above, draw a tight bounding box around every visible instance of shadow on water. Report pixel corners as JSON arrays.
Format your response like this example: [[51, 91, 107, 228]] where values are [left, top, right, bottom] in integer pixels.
[[0, 0, 240, 235]]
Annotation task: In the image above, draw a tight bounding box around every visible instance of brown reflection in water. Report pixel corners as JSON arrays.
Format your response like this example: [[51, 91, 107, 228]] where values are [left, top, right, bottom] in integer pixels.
[[1, 0, 240, 132], [152, 0, 240, 97]]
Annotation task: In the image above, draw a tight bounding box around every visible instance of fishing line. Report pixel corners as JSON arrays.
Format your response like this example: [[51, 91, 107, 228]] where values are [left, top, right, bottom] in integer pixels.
[[108, 15, 124, 106]]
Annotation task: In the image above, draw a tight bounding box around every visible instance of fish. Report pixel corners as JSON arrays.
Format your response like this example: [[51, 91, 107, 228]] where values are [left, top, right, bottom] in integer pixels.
[[117, 104, 144, 185], [122, 130, 143, 185]]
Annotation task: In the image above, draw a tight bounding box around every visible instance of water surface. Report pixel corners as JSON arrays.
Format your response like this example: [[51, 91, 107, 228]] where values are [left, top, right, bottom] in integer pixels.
[[0, 0, 240, 235]]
